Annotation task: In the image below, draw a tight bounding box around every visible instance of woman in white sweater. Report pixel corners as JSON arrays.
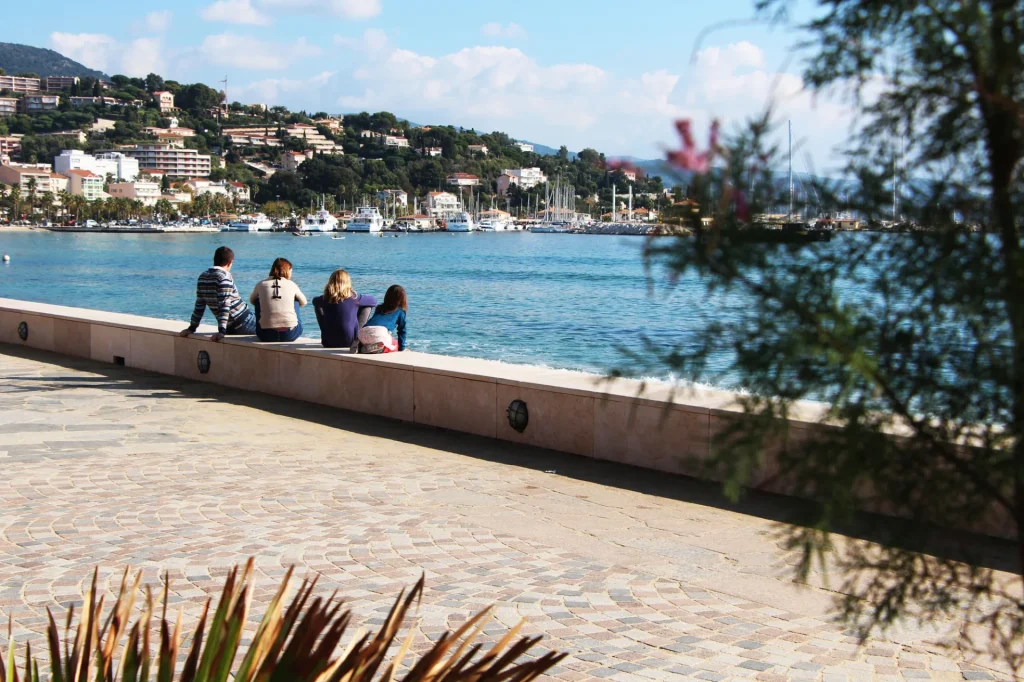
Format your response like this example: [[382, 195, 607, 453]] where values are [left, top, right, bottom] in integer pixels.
[[250, 258, 308, 342]]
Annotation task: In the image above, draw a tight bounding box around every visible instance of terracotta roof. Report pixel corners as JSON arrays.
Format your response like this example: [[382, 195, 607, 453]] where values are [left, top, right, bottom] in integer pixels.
[[65, 169, 98, 177], [449, 173, 478, 179]]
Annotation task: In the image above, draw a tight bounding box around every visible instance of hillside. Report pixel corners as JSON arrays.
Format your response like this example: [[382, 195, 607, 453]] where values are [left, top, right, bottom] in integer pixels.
[[0, 42, 107, 79]]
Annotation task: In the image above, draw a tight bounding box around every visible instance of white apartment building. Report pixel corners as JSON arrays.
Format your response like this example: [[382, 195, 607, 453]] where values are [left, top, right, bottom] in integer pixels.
[[0, 137, 22, 157], [285, 124, 343, 154], [227, 181, 251, 203], [19, 95, 60, 114], [377, 189, 408, 209], [54, 150, 140, 182], [43, 76, 79, 92], [0, 75, 41, 93], [115, 145, 212, 178], [62, 169, 104, 201], [515, 142, 534, 153], [108, 180, 161, 206], [0, 164, 55, 193], [447, 173, 480, 187], [384, 135, 409, 148], [185, 178, 229, 197], [426, 191, 460, 219], [282, 150, 314, 172], [153, 91, 175, 112], [68, 96, 123, 108], [497, 167, 547, 194], [0, 98, 18, 116]]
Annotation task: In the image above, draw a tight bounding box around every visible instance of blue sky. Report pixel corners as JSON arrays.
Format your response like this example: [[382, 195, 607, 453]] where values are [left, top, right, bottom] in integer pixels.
[[4, 0, 855, 168]]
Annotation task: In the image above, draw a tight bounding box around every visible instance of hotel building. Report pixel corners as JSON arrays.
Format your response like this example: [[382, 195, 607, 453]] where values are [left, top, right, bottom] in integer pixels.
[[114, 144, 212, 178]]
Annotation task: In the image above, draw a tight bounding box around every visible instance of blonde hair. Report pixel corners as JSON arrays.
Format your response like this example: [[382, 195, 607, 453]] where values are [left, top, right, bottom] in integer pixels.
[[323, 269, 355, 304], [269, 257, 292, 280]]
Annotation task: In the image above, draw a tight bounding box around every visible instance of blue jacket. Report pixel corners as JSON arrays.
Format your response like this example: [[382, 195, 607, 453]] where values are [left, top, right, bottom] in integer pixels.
[[365, 307, 407, 351]]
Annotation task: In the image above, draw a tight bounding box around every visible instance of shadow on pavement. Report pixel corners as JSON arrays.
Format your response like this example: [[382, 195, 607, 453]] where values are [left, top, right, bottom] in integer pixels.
[[2, 342, 1017, 576]]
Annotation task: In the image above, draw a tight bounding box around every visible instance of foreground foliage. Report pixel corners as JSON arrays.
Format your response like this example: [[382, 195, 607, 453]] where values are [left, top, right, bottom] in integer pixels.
[[631, 0, 1024, 673], [0, 560, 564, 682]]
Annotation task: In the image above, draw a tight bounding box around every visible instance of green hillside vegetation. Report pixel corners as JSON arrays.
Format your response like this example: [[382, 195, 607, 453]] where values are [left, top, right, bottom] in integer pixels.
[[0, 42, 108, 79], [2, 69, 675, 221]]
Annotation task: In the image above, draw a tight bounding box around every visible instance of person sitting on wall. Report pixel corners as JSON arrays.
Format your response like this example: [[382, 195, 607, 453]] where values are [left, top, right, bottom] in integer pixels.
[[358, 284, 408, 354], [180, 246, 256, 341], [313, 269, 378, 351], [250, 257, 307, 343]]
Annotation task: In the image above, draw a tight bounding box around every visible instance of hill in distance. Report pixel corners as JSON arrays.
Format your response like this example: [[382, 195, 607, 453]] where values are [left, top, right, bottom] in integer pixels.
[[0, 42, 108, 79]]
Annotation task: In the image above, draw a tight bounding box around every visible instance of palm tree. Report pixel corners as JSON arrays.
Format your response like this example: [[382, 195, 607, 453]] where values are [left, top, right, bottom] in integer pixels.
[[155, 198, 173, 219], [26, 177, 37, 220], [57, 189, 70, 223], [9, 185, 21, 222], [39, 191, 54, 222]]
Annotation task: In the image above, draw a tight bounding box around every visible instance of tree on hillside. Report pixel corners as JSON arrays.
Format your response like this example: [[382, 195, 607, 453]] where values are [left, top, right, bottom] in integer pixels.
[[145, 73, 164, 93], [636, 0, 1024, 671]]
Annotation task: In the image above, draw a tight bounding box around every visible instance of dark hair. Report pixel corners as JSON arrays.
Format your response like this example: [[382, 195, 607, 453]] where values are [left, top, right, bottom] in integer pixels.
[[378, 285, 408, 314], [213, 246, 234, 267], [268, 257, 292, 280]]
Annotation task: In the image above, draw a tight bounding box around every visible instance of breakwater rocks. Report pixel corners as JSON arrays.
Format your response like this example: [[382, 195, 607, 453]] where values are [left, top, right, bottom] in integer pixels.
[[582, 223, 692, 236]]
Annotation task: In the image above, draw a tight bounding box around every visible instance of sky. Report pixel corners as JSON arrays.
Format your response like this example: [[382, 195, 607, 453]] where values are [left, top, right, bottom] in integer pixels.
[[4, 0, 861, 171]]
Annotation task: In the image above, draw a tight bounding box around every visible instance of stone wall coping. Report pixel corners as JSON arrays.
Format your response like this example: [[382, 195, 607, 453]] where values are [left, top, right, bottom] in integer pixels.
[[0, 297, 830, 422]]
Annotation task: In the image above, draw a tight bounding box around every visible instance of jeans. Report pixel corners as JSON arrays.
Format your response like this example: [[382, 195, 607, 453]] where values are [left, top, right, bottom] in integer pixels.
[[226, 308, 257, 335], [254, 300, 304, 342]]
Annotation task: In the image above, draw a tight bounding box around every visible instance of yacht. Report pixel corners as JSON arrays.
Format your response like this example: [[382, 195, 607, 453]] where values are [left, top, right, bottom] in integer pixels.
[[223, 214, 273, 232], [302, 201, 339, 232], [346, 206, 385, 233], [478, 210, 513, 231], [447, 211, 476, 232]]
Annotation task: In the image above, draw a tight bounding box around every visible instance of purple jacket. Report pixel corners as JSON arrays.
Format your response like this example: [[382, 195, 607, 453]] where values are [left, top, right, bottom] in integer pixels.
[[313, 294, 377, 348]]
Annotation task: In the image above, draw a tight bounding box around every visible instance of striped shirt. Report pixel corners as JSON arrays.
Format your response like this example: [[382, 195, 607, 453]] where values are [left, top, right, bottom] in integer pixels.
[[188, 266, 250, 333]]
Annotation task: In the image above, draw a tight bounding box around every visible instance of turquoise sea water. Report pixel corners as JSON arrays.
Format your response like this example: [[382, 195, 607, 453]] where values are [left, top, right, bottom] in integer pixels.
[[0, 231, 753, 380]]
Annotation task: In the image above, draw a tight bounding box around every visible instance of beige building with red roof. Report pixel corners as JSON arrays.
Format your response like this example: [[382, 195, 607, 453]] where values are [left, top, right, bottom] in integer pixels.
[[62, 169, 104, 201]]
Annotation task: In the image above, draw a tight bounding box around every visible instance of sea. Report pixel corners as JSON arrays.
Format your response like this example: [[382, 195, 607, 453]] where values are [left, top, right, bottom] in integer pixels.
[[0, 230, 758, 383]]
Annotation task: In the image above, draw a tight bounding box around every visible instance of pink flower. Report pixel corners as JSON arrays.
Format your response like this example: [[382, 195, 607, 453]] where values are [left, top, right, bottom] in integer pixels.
[[606, 159, 643, 178], [666, 119, 719, 173]]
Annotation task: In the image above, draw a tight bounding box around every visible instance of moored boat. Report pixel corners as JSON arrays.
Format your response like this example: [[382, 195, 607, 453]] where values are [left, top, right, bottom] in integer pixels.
[[223, 214, 273, 232], [346, 206, 385, 233]]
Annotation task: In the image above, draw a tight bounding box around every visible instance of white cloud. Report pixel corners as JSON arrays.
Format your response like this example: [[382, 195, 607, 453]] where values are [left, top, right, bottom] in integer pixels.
[[303, 37, 856, 169], [50, 32, 164, 77], [141, 10, 173, 33], [258, 0, 382, 19], [480, 22, 528, 40], [233, 71, 336, 105], [335, 45, 606, 131], [198, 34, 322, 70], [201, 0, 271, 25], [334, 28, 389, 55]]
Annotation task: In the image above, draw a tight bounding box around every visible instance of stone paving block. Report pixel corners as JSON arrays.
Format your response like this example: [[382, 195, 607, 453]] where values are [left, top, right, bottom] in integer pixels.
[[0, 348, 1011, 682]]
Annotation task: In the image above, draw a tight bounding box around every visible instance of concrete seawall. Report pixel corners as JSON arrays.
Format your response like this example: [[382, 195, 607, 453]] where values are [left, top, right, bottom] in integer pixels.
[[0, 297, 1007, 540]]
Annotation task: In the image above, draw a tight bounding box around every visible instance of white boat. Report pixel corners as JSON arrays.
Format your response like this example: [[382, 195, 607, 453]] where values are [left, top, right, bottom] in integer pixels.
[[302, 201, 339, 232], [346, 206, 385, 233], [447, 211, 476, 232], [223, 214, 273, 232], [478, 210, 513, 231]]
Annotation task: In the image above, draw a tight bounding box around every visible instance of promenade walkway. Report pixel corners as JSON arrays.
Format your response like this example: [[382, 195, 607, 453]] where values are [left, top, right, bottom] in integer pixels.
[[0, 346, 1012, 682]]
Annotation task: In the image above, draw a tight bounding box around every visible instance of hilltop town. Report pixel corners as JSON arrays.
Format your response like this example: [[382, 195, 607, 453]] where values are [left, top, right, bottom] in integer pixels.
[[0, 68, 679, 225]]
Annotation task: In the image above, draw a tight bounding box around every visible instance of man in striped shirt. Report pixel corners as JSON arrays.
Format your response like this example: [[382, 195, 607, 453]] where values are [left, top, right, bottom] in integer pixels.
[[179, 246, 256, 341]]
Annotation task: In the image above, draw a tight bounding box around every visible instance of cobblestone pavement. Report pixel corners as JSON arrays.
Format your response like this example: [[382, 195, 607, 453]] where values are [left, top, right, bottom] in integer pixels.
[[0, 347, 1012, 682]]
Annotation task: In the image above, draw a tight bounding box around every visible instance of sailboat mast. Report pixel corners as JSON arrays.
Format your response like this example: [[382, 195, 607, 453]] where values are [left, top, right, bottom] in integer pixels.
[[612, 184, 617, 222], [788, 119, 793, 218]]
